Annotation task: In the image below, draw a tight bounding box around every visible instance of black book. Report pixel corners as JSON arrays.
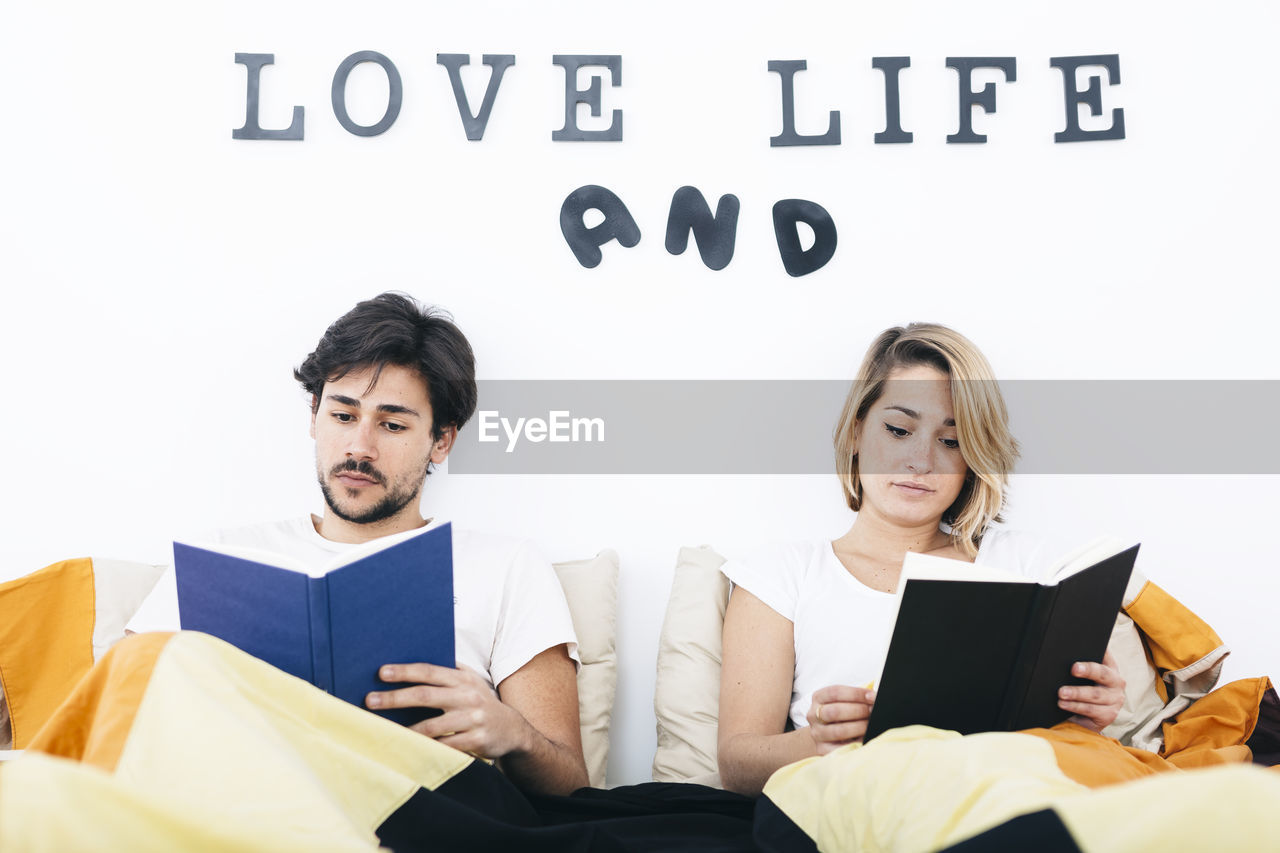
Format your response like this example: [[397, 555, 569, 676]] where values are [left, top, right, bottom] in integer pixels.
[[863, 538, 1139, 742], [174, 522, 455, 726]]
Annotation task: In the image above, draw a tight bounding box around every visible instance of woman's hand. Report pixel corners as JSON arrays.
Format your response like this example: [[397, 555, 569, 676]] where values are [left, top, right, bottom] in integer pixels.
[[806, 684, 876, 754], [1058, 649, 1126, 732]]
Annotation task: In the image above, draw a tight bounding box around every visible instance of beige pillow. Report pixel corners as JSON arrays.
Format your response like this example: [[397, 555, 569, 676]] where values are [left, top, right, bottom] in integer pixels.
[[553, 550, 620, 788], [651, 545, 729, 787]]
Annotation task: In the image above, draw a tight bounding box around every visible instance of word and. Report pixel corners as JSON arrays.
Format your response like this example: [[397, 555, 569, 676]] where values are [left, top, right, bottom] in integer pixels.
[[477, 411, 606, 453], [561, 185, 836, 277]]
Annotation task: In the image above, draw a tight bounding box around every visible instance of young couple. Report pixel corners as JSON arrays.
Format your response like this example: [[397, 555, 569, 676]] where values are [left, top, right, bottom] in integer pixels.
[[129, 293, 1126, 797]]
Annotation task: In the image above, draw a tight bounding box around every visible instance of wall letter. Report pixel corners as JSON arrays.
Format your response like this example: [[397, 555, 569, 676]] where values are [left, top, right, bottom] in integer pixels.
[[560, 185, 641, 268], [436, 53, 515, 141], [232, 53, 304, 140], [1050, 54, 1125, 143], [664, 186, 740, 271], [769, 60, 841, 147], [772, 199, 837, 278], [872, 57, 912, 144], [331, 51, 403, 137], [946, 57, 1016, 144], [551, 55, 622, 141]]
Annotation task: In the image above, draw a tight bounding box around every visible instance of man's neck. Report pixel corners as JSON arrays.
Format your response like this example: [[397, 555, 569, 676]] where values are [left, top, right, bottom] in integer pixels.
[[312, 510, 430, 545]]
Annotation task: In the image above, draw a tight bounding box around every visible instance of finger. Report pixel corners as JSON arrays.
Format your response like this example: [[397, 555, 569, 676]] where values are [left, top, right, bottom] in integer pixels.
[[379, 662, 463, 685], [1060, 702, 1119, 728], [1058, 684, 1119, 706], [815, 701, 874, 724], [435, 730, 487, 757], [814, 738, 857, 756], [811, 685, 877, 706], [368, 681, 448, 706], [812, 720, 868, 744], [410, 708, 483, 739], [1071, 660, 1122, 687]]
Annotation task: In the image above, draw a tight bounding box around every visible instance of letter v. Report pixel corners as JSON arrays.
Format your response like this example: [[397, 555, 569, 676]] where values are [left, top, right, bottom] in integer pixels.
[[437, 54, 516, 140]]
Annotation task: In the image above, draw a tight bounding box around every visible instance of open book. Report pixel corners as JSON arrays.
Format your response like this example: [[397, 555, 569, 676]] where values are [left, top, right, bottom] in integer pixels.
[[862, 537, 1139, 741], [174, 522, 454, 726]]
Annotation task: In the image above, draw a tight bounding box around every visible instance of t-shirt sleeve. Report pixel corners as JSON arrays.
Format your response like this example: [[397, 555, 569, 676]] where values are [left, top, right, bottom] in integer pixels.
[[489, 541, 580, 688], [125, 565, 180, 633], [719, 542, 807, 623]]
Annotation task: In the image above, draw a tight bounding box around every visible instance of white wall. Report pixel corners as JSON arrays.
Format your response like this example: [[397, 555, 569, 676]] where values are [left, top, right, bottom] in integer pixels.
[[3, 1, 1277, 786]]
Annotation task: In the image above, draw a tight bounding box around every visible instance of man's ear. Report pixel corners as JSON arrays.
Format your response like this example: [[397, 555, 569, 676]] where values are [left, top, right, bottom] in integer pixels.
[[430, 426, 457, 463], [309, 396, 318, 439]]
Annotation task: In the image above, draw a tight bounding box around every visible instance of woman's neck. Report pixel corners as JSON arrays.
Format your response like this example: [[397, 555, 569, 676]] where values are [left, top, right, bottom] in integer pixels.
[[833, 511, 951, 565]]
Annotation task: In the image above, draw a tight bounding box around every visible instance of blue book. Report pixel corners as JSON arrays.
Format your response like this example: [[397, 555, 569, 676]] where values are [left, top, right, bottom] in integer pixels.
[[174, 522, 454, 726]]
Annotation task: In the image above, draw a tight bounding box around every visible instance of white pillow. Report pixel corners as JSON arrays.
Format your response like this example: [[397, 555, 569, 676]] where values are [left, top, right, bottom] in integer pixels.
[[651, 545, 729, 787], [553, 550, 620, 788]]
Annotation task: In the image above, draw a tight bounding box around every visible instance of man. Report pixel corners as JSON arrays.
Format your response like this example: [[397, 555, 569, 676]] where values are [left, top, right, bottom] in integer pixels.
[[129, 292, 588, 795]]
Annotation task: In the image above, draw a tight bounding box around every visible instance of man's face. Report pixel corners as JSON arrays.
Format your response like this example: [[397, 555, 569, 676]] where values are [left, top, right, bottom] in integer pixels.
[[310, 364, 453, 527]]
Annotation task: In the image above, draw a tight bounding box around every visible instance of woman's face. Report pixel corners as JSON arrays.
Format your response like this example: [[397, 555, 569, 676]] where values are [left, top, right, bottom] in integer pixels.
[[855, 363, 969, 529]]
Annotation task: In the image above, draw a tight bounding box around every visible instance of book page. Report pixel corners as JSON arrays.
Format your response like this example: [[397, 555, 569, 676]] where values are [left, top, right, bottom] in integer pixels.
[[899, 551, 1025, 585], [323, 520, 446, 573], [1047, 536, 1128, 583], [174, 541, 314, 576]]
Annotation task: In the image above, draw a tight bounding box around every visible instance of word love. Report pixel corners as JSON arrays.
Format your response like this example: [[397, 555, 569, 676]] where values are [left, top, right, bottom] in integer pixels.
[[561, 185, 838, 277], [233, 52, 622, 141]]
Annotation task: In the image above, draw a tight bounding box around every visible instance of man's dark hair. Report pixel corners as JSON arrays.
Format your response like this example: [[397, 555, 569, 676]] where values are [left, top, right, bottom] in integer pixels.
[[294, 292, 477, 441]]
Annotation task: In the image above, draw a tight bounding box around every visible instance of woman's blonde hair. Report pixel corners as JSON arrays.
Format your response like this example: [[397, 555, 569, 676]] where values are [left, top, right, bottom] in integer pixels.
[[833, 323, 1019, 557]]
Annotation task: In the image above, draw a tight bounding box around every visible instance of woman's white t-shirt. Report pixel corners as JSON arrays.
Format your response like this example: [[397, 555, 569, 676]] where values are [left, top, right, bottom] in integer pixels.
[[720, 527, 1073, 728]]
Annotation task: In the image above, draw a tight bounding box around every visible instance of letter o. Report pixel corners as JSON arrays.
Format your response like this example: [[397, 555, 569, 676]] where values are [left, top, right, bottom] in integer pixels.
[[331, 50, 403, 137]]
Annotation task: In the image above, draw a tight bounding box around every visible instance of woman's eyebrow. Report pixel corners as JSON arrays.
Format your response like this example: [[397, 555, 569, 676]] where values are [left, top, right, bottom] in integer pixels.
[[885, 404, 955, 426]]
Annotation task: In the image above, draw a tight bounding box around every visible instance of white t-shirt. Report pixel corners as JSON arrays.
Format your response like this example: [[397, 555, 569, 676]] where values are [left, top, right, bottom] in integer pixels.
[[128, 517, 579, 690], [720, 527, 1071, 729]]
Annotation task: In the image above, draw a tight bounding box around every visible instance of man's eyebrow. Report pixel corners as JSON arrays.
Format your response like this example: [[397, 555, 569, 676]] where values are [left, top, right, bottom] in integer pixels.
[[326, 395, 420, 418], [885, 404, 955, 426], [376, 404, 420, 418]]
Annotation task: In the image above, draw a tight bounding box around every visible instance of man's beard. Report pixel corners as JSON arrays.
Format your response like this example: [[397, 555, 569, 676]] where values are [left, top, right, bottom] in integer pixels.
[[318, 458, 427, 525]]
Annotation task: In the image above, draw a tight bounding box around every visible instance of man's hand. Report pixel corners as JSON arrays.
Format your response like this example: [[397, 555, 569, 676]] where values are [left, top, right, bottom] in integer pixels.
[[1059, 649, 1126, 732], [806, 684, 876, 755], [366, 646, 588, 795], [367, 663, 532, 760]]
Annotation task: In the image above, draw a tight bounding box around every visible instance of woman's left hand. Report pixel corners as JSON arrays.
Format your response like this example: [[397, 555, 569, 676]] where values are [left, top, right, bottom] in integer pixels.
[[1058, 649, 1126, 732]]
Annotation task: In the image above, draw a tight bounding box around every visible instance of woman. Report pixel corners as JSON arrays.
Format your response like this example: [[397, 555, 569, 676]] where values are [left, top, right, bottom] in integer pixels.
[[716, 323, 1126, 796]]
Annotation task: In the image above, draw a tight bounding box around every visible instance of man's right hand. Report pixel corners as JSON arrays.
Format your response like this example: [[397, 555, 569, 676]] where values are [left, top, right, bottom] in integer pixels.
[[806, 684, 876, 754], [366, 662, 531, 760]]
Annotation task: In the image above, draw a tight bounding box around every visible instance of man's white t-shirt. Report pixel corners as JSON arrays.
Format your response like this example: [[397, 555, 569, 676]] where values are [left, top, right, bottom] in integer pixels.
[[128, 517, 579, 690], [719, 527, 1074, 729]]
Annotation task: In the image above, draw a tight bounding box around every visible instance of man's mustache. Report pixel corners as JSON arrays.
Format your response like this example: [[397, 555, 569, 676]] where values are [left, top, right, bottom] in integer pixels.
[[329, 459, 387, 486]]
